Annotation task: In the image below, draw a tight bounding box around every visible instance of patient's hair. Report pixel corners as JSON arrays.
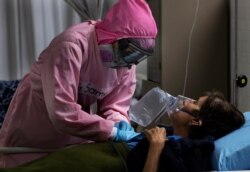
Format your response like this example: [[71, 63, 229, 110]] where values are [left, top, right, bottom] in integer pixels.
[[189, 91, 245, 140]]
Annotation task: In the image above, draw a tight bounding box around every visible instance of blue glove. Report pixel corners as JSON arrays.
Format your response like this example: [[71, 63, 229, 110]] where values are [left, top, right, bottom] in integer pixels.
[[114, 121, 139, 142], [114, 129, 140, 142], [114, 121, 134, 131]]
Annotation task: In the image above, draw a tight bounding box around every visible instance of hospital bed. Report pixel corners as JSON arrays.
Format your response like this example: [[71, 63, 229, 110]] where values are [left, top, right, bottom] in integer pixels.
[[0, 80, 250, 171]]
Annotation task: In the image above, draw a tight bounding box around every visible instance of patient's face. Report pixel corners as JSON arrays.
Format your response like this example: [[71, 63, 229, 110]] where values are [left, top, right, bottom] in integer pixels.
[[170, 96, 207, 125]]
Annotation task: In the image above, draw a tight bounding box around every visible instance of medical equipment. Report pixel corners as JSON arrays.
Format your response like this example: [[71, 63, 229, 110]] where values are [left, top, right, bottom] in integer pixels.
[[129, 87, 194, 127], [183, 0, 200, 95]]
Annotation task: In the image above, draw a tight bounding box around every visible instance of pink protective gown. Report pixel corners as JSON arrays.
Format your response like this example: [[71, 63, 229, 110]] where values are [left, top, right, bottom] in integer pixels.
[[0, 0, 157, 168]]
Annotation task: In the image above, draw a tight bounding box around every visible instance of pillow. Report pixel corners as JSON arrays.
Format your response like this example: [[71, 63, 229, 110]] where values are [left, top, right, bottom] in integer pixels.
[[211, 111, 250, 171]]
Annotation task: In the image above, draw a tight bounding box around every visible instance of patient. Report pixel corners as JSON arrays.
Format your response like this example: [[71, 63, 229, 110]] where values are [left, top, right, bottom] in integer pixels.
[[126, 91, 245, 172]]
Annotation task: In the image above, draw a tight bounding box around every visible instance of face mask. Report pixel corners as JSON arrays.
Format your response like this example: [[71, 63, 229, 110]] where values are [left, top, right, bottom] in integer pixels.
[[99, 44, 130, 68], [99, 39, 154, 69]]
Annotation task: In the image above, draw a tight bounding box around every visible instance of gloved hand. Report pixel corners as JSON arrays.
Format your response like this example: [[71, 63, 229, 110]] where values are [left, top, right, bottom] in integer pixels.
[[113, 121, 139, 142], [114, 121, 134, 131], [114, 129, 140, 142]]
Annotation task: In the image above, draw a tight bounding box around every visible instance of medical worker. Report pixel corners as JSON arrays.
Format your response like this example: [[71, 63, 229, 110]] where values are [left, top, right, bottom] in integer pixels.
[[0, 0, 157, 168]]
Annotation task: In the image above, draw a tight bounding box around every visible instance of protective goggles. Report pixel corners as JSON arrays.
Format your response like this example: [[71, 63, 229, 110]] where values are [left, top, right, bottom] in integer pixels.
[[99, 39, 154, 69]]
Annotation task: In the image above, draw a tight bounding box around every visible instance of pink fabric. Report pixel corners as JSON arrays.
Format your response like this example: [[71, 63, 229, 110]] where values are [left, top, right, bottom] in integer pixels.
[[0, 0, 158, 167], [0, 22, 136, 168], [96, 0, 158, 44]]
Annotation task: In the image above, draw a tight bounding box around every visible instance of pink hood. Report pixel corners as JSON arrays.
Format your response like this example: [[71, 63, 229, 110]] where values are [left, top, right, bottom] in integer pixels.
[[95, 0, 158, 44]]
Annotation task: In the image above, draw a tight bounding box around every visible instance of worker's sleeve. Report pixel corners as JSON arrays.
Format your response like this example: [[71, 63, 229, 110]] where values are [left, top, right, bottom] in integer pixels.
[[41, 41, 114, 141], [97, 66, 137, 123]]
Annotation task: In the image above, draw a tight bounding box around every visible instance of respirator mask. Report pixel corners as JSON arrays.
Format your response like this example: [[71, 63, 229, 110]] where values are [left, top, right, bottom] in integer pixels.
[[99, 38, 154, 69]]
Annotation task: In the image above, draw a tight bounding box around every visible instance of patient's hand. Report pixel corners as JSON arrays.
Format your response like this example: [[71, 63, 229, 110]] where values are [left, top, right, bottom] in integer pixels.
[[144, 127, 166, 151], [143, 127, 166, 172]]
